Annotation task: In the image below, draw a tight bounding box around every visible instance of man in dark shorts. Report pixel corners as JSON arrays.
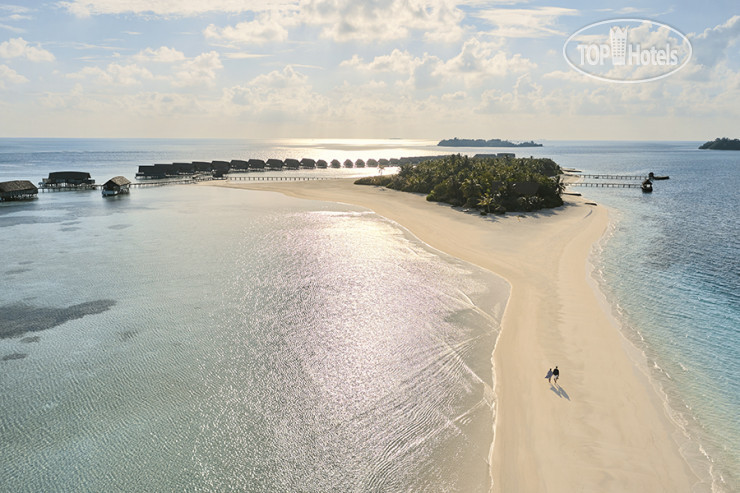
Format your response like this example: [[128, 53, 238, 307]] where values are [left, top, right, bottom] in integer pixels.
[[553, 366, 560, 384]]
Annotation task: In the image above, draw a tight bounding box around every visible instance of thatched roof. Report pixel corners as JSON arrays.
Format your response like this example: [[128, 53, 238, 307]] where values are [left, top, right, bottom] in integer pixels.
[[105, 176, 131, 187], [343, 159, 354, 167], [266, 159, 284, 168], [284, 158, 300, 168], [0, 180, 37, 193], [355, 159, 365, 167], [300, 158, 316, 167], [316, 160, 328, 167]]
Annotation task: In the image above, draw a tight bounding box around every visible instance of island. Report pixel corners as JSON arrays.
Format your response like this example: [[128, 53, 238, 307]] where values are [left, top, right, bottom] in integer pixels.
[[698, 137, 740, 150], [438, 138, 542, 148], [355, 154, 562, 214]]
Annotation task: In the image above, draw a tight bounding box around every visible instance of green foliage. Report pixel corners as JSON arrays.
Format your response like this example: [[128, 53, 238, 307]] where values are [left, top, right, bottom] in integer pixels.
[[355, 154, 564, 214], [699, 137, 740, 150]]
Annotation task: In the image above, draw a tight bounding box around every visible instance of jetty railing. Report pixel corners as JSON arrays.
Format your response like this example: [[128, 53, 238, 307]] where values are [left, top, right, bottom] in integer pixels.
[[226, 175, 333, 181], [564, 173, 648, 180], [569, 182, 643, 188]]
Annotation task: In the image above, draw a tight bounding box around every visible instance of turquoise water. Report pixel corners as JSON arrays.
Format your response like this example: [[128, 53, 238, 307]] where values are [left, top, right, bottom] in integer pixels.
[[0, 150, 507, 492], [1, 139, 738, 491]]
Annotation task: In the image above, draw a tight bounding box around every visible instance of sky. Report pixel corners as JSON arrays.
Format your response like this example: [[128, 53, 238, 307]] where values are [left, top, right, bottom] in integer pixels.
[[0, 0, 738, 140]]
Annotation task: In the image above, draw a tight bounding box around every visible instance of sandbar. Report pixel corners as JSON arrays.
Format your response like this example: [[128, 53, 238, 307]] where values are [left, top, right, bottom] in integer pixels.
[[204, 178, 700, 492]]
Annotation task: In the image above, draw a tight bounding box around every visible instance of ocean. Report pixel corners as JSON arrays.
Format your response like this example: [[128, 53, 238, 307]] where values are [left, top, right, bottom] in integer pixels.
[[0, 138, 738, 491]]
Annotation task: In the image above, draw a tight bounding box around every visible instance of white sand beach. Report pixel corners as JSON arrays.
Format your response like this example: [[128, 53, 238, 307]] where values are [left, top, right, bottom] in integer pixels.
[[205, 178, 700, 492]]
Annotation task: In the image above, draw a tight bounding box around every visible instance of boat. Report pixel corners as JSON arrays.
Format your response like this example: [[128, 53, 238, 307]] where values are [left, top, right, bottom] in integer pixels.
[[641, 179, 653, 193]]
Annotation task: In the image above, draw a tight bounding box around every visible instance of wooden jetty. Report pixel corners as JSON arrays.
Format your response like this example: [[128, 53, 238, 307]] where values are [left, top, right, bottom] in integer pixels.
[[569, 182, 643, 188], [566, 173, 648, 180]]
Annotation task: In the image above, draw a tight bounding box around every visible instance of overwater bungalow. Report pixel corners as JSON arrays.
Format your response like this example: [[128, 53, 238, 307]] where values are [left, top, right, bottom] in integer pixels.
[[330, 159, 341, 168], [248, 159, 266, 170], [266, 159, 284, 170], [367, 159, 378, 167], [284, 158, 300, 169], [300, 158, 316, 169], [355, 159, 365, 167], [0, 180, 38, 201], [230, 160, 249, 171], [101, 176, 131, 197], [193, 161, 212, 173], [343, 159, 354, 168], [40, 171, 95, 188], [378, 158, 390, 167], [316, 159, 328, 168], [389, 158, 401, 165], [211, 161, 230, 178], [172, 162, 195, 175]]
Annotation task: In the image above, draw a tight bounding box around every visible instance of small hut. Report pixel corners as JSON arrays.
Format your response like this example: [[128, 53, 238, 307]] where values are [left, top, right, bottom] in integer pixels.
[[102, 176, 131, 197], [266, 159, 284, 170], [316, 159, 328, 168], [0, 180, 38, 201], [378, 158, 390, 167], [355, 159, 365, 168], [330, 159, 341, 168], [248, 159, 266, 170], [230, 160, 249, 171], [42, 171, 95, 187], [193, 161, 212, 173], [211, 161, 231, 178], [172, 162, 195, 175], [300, 158, 316, 169], [343, 159, 354, 168], [284, 158, 300, 169], [366, 159, 378, 167]]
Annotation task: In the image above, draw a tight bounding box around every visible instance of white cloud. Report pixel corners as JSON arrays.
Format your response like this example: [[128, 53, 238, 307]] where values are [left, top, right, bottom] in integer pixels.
[[476, 6, 578, 38], [174, 51, 223, 86], [250, 65, 306, 88], [67, 63, 154, 85], [302, 0, 466, 42], [204, 12, 292, 46], [691, 15, 740, 68], [0, 37, 54, 61], [0, 62, 27, 87], [134, 46, 186, 63], [0, 23, 24, 33], [57, 0, 293, 17], [436, 38, 536, 85]]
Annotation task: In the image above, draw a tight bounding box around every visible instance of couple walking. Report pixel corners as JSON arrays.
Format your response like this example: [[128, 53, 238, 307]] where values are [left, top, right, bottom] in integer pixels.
[[546, 366, 560, 385]]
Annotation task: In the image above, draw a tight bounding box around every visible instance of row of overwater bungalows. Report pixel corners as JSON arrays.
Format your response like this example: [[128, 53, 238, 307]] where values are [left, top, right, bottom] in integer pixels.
[[1, 173, 133, 201], [134, 155, 448, 179]]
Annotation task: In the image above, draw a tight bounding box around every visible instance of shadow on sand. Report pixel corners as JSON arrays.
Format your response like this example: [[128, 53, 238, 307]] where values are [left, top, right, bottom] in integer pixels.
[[550, 384, 570, 400]]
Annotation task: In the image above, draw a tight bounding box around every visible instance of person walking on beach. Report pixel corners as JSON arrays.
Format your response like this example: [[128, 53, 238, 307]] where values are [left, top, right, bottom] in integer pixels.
[[545, 368, 553, 383], [553, 366, 560, 385]]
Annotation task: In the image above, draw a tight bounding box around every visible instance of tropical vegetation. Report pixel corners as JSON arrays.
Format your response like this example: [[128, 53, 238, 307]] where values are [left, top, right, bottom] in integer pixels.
[[355, 154, 564, 214], [698, 137, 740, 150]]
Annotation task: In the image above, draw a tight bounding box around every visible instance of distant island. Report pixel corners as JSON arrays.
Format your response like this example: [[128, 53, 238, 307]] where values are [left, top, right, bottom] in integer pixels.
[[438, 138, 543, 148], [699, 137, 740, 150]]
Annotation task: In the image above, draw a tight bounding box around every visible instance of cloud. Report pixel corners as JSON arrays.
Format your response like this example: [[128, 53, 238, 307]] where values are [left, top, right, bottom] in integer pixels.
[[0, 62, 27, 87], [301, 0, 466, 42], [204, 12, 292, 45], [0, 37, 54, 61], [436, 38, 536, 85], [0, 23, 25, 33], [690, 15, 740, 68], [476, 6, 578, 38], [67, 63, 154, 85], [134, 46, 186, 63], [222, 65, 329, 119], [57, 0, 293, 17], [173, 51, 223, 86]]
